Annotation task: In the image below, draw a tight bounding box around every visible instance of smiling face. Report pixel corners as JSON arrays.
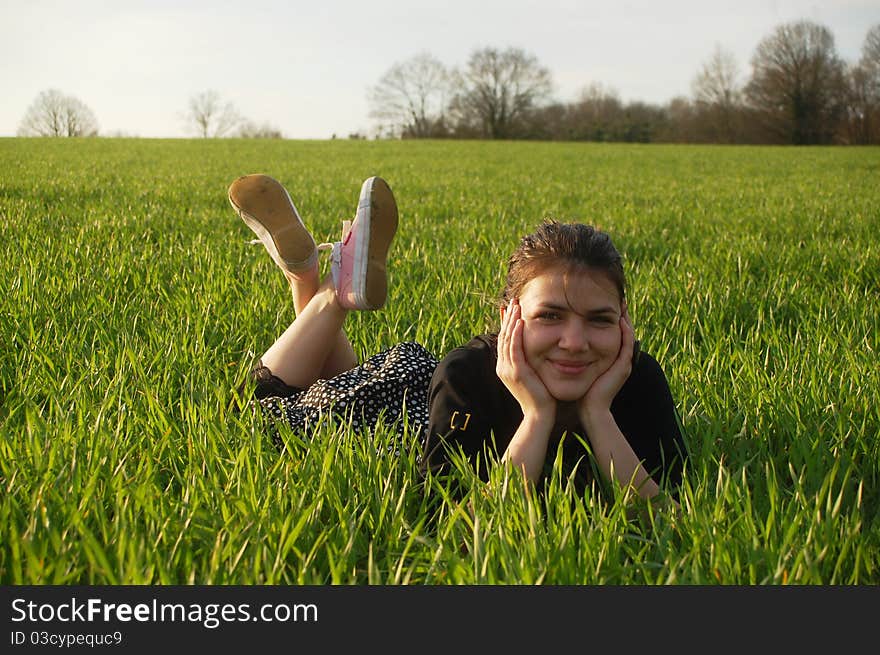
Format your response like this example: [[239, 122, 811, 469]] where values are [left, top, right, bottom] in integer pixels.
[[515, 265, 623, 402]]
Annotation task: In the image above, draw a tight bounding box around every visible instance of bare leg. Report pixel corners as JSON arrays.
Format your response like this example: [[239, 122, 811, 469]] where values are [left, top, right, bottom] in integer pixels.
[[284, 265, 358, 381], [285, 268, 320, 316], [229, 173, 359, 385], [260, 275, 357, 389], [236, 173, 396, 389], [321, 328, 359, 379]]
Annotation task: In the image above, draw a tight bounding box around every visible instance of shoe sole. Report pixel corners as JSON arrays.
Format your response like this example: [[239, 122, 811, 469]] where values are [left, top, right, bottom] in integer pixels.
[[228, 174, 316, 271], [354, 177, 397, 309]]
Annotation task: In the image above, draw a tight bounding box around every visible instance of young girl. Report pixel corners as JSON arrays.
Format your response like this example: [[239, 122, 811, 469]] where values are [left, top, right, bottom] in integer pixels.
[[229, 174, 687, 500]]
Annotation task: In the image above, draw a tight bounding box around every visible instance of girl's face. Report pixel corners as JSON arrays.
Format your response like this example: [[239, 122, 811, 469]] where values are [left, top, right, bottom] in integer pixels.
[[516, 266, 623, 402]]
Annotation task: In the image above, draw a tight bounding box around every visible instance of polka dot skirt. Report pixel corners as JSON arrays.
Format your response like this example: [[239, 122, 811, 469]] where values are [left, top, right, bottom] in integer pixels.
[[255, 341, 439, 454]]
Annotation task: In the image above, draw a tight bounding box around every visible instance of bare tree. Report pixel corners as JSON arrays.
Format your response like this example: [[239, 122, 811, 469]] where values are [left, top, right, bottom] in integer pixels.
[[450, 47, 553, 139], [692, 45, 742, 142], [570, 83, 623, 141], [663, 96, 699, 142], [17, 89, 99, 137], [237, 120, 283, 138], [368, 52, 451, 138], [186, 90, 241, 138], [864, 24, 880, 73], [63, 97, 100, 138], [842, 24, 880, 144], [745, 21, 847, 144], [616, 101, 668, 143], [520, 101, 570, 140], [842, 64, 875, 144], [861, 23, 880, 113]]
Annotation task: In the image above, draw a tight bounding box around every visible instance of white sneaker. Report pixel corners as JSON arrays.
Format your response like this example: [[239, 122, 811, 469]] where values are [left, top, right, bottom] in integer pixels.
[[228, 174, 318, 273], [328, 176, 398, 310]]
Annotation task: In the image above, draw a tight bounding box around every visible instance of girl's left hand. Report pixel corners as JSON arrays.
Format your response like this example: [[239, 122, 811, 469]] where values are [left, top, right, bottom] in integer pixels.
[[579, 304, 635, 419]]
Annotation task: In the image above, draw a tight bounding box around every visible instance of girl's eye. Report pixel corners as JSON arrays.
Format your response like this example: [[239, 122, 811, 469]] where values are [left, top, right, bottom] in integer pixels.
[[536, 312, 561, 321], [591, 316, 615, 325]]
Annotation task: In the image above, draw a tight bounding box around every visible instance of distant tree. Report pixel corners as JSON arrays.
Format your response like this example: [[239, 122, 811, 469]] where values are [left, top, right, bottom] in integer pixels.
[[617, 101, 667, 142], [861, 24, 880, 135], [842, 64, 875, 143], [864, 24, 880, 143], [237, 120, 283, 139], [864, 23, 880, 72], [692, 45, 743, 142], [17, 89, 99, 137], [521, 102, 570, 140], [662, 96, 699, 142], [569, 83, 624, 141], [744, 21, 847, 144], [368, 52, 451, 138], [842, 24, 880, 144], [186, 90, 241, 138], [693, 45, 741, 107], [522, 83, 672, 143], [450, 47, 553, 139]]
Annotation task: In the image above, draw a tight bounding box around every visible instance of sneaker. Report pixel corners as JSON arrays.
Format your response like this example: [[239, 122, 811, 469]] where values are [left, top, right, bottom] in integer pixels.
[[328, 176, 398, 310], [228, 174, 317, 273]]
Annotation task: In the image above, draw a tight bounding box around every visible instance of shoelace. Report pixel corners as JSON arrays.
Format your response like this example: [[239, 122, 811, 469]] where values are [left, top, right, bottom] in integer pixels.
[[317, 241, 337, 269], [317, 219, 352, 275]]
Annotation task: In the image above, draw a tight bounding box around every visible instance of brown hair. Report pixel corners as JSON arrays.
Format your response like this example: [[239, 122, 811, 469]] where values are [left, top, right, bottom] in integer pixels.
[[500, 220, 626, 306]]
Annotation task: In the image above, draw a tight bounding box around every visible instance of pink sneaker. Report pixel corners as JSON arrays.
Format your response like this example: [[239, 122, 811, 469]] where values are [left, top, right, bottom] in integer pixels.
[[228, 174, 317, 273], [329, 176, 398, 310]]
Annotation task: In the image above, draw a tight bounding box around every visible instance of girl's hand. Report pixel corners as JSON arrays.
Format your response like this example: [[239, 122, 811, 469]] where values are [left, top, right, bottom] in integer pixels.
[[496, 299, 555, 418], [579, 303, 635, 421]]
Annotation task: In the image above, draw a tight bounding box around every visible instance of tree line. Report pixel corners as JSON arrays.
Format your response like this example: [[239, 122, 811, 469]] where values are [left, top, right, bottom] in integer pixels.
[[15, 20, 880, 145], [16, 89, 283, 139], [368, 20, 880, 145]]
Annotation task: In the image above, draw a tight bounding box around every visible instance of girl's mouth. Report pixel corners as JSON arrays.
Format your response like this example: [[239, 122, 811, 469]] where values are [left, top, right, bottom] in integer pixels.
[[550, 360, 589, 375]]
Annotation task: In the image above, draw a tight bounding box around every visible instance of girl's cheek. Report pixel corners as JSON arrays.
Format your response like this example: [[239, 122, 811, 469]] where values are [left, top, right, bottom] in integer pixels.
[[520, 322, 531, 353], [520, 323, 541, 363], [596, 326, 622, 357]]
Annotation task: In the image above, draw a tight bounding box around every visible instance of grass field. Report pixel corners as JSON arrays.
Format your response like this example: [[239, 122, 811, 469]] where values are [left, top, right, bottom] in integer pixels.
[[0, 137, 878, 584]]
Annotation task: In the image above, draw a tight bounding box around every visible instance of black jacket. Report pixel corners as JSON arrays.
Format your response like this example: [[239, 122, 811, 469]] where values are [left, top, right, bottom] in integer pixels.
[[422, 334, 688, 494]]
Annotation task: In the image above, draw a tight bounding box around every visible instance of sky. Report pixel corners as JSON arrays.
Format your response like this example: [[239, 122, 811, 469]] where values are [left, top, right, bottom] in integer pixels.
[[1, 0, 878, 139]]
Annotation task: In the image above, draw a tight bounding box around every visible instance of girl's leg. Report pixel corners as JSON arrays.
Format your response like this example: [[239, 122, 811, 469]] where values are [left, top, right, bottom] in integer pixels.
[[285, 268, 320, 316], [284, 268, 358, 380], [260, 275, 354, 389], [278, 174, 398, 381], [322, 329, 359, 379], [229, 173, 357, 385], [230, 173, 397, 388]]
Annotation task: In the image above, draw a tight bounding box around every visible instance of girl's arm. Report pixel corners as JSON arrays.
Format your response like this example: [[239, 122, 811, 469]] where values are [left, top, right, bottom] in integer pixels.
[[577, 308, 661, 500], [580, 410, 660, 499], [497, 299, 557, 483]]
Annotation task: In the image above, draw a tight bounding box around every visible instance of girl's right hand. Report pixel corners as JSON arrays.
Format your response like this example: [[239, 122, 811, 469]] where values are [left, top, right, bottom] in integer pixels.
[[496, 299, 555, 419]]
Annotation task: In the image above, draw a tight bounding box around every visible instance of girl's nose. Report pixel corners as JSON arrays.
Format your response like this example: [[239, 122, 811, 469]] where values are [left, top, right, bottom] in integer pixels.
[[558, 319, 588, 351]]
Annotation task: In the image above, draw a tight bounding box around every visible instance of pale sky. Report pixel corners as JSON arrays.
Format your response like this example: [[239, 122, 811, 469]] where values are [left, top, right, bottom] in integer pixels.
[[1, 0, 877, 138]]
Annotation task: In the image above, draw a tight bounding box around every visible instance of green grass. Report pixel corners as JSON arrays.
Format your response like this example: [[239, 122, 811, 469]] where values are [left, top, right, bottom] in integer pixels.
[[0, 137, 877, 584]]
